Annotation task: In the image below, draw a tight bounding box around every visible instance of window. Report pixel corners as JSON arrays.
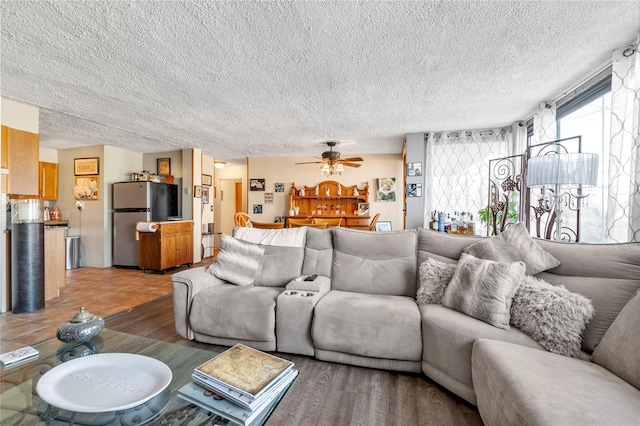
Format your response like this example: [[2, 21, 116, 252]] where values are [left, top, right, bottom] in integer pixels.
[[556, 75, 611, 242]]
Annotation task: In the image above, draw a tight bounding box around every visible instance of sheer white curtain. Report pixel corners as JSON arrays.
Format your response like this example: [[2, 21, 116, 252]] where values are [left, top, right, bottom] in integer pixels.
[[607, 37, 640, 242], [424, 128, 511, 235], [532, 101, 557, 144]]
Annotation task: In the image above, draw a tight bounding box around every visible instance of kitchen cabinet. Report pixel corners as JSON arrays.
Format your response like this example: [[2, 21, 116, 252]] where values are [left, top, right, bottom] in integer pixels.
[[139, 221, 193, 272], [1, 125, 39, 196], [39, 162, 58, 200]]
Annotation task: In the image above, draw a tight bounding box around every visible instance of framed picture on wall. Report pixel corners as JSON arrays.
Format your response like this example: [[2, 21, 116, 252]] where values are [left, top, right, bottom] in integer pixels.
[[73, 176, 99, 200], [74, 157, 99, 176], [253, 204, 263, 214], [250, 179, 266, 191], [406, 183, 422, 197], [202, 174, 212, 186], [157, 158, 171, 176], [194, 185, 202, 198], [407, 162, 422, 177], [202, 187, 210, 204]]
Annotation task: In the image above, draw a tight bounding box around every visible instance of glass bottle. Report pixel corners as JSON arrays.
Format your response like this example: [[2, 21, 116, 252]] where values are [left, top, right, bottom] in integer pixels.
[[466, 214, 476, 235], [458, 212, 467, 234]]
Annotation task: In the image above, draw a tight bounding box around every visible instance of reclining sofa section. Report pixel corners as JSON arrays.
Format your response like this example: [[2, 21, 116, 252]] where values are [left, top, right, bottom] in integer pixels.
[[172, 225, 640, 425]]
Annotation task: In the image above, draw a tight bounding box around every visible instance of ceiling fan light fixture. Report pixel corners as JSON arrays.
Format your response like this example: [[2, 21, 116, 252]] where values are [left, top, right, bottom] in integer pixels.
[[321, 162, 343, 177]]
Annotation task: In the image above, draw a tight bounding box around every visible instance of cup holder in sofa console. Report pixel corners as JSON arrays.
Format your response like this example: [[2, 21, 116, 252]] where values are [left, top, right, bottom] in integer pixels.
[[300, 292, 315, 297], [284, 291, 298, 296]]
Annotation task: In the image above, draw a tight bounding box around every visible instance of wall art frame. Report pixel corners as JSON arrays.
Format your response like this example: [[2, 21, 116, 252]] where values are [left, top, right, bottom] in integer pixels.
[[157, 158, 171, 176], [74, 157, 99, 176]]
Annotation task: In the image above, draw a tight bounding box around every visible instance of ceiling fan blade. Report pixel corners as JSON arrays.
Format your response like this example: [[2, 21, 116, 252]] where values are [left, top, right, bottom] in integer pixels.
[[295, 161, 325, 165], [341, 162, 362, 168], [341, 157, 364, 162]]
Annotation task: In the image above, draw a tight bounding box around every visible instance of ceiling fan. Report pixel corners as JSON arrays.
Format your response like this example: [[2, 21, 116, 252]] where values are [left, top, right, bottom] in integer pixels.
[[295, 142, 364, 169]]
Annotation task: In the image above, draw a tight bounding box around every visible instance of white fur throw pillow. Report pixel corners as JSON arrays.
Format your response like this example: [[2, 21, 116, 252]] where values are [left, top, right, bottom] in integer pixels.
[[416, 258, 457, 304], [207, 234, 264, 286], [510, 275, 595, 358], [443, 253, 525, 330], [463, 222, 560, 275]]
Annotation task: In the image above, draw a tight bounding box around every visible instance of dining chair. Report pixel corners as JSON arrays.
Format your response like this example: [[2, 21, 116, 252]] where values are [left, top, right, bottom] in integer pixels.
[[250, 221, 285, 229], [288, 218, 314, 228], [367, 213, 381, 231], [313, 218, 343, 227], [234, 212, 252, 227]]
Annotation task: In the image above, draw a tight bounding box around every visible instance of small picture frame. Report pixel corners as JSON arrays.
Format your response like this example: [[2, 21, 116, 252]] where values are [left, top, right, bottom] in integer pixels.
[[73, 176, 99, 200], [202, 187, 210, 204], [74, 157, 99, 176], [375, 221, 392, 231], [406, 183, 422, 197], [264, 193, 274, 204], [357, 203, 370, 216], [157, 158, 171, 176], [253, 204, 263, 214], [250, 179, 266, 191], [194, 185, 202, 198], [274, 182, 285, 193], [202, 174, 212, 186], [407, 162, 422, 177]]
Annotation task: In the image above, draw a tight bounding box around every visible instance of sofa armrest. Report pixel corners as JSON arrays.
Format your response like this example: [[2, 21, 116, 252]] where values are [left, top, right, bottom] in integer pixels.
[[286, 275, 331, 297], [172, 266, 226, 339]]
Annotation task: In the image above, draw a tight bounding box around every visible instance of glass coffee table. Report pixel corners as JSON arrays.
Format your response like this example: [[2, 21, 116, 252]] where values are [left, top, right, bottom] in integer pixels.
[[0, 329, 291, 425]]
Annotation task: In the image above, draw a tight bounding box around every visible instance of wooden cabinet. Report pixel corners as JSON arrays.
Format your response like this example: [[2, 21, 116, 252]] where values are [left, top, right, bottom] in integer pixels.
[[44, 228, 66, 299], [139, 221, 193, 272], [39, 162, 58, 200], [1, 125, 39, 196], [288, 180, 370, 228]]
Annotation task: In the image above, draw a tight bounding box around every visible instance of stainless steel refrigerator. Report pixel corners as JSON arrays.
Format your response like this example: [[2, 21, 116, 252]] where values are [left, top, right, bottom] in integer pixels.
[[113, 181, 178, 267]]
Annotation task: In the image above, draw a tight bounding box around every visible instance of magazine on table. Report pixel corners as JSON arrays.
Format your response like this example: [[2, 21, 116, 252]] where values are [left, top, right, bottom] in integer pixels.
[[193, 344, 294, 402], [180, 369, 298, 425], [193, 367, 297, 411]]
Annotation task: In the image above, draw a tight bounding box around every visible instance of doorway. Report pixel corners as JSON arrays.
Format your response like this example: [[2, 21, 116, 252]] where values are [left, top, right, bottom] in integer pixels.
[[220, 179, 243, 236]]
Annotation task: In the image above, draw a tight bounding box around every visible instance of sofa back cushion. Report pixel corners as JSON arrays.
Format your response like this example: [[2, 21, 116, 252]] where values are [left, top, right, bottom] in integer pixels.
[[332, 228, 417, 296], [301, 227, 334, 277], [233, 227, 306, 287]]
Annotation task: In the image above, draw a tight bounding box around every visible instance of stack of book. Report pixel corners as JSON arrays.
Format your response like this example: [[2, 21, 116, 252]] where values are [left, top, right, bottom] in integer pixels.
[[178, 344, 298, 426]]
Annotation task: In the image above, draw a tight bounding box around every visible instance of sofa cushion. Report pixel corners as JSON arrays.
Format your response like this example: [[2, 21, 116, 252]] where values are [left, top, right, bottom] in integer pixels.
[[510, 275, 594, 358], [420, 304, 542, 405], [313, 290, 422, 361], [233, 227, 306, 287], [472, 339, 640, 426], [207, 234, 264, 286], [332, 228, 418, 296], [463, 221, 560, 275], [416, 257, 457, 304], [189, 284, 283, 342], [442, 253, 525, 330], [592, 290, 640, 389], [301, 227, 334, 277]]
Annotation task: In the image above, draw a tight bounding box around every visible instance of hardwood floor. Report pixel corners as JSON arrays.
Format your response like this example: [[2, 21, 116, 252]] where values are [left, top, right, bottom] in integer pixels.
[[1, 263, 483, 425]]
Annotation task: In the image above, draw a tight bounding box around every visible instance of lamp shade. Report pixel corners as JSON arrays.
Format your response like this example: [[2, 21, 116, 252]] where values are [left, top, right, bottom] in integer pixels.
[[527, 153, 599, 188]]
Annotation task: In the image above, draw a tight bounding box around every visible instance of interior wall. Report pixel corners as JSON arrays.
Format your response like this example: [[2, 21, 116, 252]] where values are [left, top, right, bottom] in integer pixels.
[[201, 154, 214, 231], [214, 163, 248, 238], [247, 154, 404, 230]]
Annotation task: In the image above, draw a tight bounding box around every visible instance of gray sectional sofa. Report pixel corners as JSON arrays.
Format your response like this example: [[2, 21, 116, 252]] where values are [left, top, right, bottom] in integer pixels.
[[172, 226, 640, 425]]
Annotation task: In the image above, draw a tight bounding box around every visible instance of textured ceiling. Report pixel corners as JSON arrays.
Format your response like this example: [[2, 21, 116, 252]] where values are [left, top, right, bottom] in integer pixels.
[[1, 1, 638, 163]]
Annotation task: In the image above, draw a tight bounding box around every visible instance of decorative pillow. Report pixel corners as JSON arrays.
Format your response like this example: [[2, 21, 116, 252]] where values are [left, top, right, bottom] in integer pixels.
[[416, 258, 457, 304], [463, 221, 560, 275], [442, 253, 525, 330], [592, 290, 640, 388], [206, 234, 264, 286], [510, 275, 595, 358]]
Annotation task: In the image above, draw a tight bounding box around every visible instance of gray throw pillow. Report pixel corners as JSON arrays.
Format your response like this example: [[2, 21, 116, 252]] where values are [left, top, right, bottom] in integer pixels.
[[463, 221, 560, 275], [207, 234, 264, 286], [510, 275, 595, 358], [416, 258, 457, 304], [442, 253, 525, 330], [592, 290, 640, 388]]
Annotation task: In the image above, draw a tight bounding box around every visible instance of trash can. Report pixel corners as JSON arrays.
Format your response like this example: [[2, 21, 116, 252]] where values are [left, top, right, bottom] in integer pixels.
[[66, 236, 80, 270]]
